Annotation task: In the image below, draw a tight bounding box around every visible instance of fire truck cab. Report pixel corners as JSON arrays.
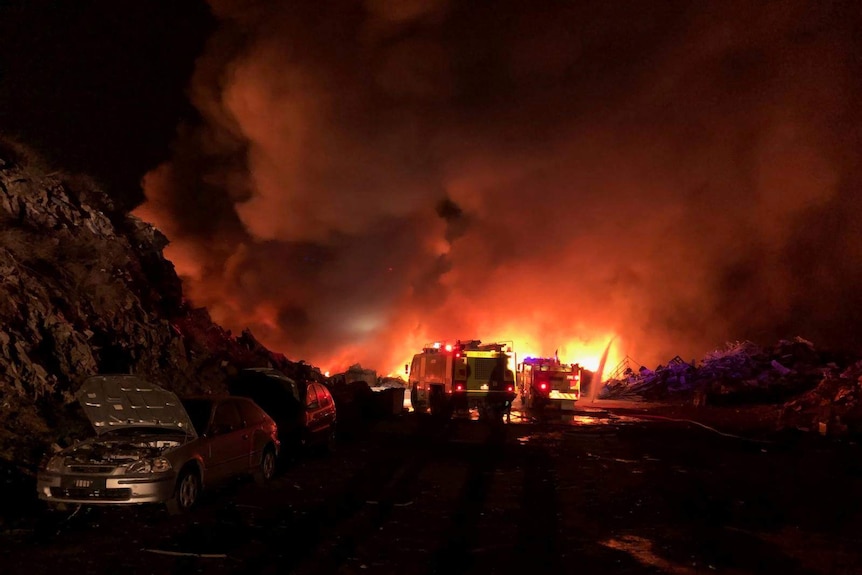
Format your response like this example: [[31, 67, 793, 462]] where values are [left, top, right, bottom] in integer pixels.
[[518, 356, 582, 410], [408, 340, 517, 418]]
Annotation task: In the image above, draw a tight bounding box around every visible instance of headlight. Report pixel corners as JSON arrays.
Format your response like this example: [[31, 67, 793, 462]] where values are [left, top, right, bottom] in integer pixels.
[[126, 457, 172, 474], [44, 455, 65, 473]]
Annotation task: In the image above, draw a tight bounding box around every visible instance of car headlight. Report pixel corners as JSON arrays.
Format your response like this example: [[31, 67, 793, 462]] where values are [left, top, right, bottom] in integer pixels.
[[126, 457, 172, 474], [44, 455, 65, 473]]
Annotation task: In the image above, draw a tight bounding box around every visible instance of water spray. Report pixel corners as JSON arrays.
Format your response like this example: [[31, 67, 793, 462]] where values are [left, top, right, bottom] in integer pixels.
[[589, 336, 616, 403]]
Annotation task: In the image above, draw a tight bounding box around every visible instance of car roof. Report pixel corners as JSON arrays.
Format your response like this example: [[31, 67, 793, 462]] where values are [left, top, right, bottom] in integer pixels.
[[241, 367, 295, 378]]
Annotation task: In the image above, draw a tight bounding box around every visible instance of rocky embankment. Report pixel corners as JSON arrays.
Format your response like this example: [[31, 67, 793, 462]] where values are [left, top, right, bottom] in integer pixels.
[[0, 139, 318, 470]]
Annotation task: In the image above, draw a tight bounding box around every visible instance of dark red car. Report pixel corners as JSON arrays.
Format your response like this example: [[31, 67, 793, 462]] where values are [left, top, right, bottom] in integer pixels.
[[229, 368, 337, 456]]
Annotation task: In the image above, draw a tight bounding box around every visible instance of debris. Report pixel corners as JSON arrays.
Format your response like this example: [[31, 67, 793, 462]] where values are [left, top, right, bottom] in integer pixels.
[[601, 338, 826, 407], [144, 549, 228, 559]]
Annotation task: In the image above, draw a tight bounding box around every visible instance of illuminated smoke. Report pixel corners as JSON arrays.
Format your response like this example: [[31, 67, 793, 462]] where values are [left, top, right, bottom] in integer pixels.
[[137, 0, 862, 374]]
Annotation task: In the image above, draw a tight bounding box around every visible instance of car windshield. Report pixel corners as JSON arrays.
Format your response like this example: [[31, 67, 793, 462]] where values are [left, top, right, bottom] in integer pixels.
[[180, 399, 213, 436]]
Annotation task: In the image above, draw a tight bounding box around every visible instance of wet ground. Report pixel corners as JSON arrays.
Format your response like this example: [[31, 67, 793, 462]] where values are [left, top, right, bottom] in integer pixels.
[[1, 406, 861, 574]]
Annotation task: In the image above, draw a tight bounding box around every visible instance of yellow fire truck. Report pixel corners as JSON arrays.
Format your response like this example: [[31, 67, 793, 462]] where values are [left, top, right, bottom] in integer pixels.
[[518, 356, 582, 410], [407, 340, 517, 419]]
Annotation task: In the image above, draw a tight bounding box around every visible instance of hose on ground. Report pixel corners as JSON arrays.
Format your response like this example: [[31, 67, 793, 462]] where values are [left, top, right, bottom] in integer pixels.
[[623, 412, 774, 444]]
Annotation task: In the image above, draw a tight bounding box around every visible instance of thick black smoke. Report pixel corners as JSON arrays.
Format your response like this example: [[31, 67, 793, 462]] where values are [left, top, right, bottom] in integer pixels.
[[138, 0, 862, 373]]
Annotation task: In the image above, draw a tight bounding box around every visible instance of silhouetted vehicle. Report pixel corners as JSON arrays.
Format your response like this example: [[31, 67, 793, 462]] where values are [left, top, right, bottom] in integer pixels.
[[518, 356, 582, 410], [36, 375, 280, 514], [229, 368, 337, 456], [407, 340, 517, 421]]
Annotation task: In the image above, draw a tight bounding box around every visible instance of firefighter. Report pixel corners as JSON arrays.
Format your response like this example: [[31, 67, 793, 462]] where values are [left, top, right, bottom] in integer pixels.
[[487, 354, 513, 423]]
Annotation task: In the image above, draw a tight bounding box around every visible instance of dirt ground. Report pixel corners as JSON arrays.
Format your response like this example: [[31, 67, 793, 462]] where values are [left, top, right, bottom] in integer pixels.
[[1, 403, 860, 574], [588, 399, 789, 436]]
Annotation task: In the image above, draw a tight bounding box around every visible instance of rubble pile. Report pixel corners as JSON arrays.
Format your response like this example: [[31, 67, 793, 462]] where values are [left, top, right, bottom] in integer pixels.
[[376, 376, 408, 389], [324, 364, 379, 429], [601, 338, 833, 405], [779, 361, 862, 436], [0, 140, 315, 467], [602, 355, 697, 400], [325, 366, 408, 425]]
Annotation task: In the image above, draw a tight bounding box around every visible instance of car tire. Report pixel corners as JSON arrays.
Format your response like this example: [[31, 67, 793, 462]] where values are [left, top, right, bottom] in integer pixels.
[[254, 446, 277, 483], [166, 467, 200, 515]]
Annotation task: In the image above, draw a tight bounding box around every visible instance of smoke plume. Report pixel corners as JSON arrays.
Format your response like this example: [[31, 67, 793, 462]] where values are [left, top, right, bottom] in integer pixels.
[[137, 0, 862, 374]]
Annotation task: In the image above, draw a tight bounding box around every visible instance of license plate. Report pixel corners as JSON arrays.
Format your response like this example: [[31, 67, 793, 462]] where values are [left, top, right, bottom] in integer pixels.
[[62, 477, 106, 490]]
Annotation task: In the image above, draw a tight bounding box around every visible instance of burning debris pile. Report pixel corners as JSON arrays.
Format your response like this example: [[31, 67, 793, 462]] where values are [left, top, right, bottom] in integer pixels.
[[602, 338, 829, 403], [602, 355, 698, 400], [602, 337, 862, 434], [0, 140, 319, 467]]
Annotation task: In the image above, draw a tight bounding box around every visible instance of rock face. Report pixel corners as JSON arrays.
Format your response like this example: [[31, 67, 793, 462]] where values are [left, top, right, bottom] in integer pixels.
[[0, 139, 317, 468]]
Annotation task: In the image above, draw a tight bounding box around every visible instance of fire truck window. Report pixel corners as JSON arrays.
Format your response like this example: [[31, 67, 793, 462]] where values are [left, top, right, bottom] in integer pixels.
[[425, 356, 446, 381]]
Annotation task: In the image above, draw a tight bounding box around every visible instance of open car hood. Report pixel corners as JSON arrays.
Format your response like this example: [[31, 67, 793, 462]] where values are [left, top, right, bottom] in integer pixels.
[[76, 375, 197, 438]]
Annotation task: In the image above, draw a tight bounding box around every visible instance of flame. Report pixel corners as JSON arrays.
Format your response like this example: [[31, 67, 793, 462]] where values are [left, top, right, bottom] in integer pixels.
[[555, 336, 622, 372], [382, 332, 620, 378], [387, 356, 414, 379]]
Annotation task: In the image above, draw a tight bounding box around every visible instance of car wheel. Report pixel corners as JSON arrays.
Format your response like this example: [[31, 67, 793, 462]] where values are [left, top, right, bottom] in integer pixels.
[[255, 446, 277, 483], [166, 467, 200, 515]]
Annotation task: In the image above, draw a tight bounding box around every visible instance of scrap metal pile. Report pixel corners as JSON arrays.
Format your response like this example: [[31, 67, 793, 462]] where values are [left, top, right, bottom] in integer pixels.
[[602, 337, 862, 434], [780, 360, 862, 435], [602, 338, 834, 404]]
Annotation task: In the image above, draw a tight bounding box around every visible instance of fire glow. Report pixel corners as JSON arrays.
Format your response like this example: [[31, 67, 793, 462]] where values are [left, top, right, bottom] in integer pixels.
[[136, 1, 858, 379], [381, 333, 620, 381]]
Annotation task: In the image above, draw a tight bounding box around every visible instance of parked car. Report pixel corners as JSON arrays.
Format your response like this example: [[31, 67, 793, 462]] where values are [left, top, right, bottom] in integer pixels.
[[37, 374, 280, 514], [229, 368, 337, 455]]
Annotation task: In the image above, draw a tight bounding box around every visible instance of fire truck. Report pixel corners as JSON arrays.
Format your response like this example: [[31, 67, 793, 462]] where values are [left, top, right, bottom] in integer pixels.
[[407, 340, 517, 419], [518, 356, 582, 410]]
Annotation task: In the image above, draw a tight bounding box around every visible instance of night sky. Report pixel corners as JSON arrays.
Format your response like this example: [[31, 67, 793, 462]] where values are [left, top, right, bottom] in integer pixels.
[[0, 0, 213, 208], [2, 1, 861, 374]]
